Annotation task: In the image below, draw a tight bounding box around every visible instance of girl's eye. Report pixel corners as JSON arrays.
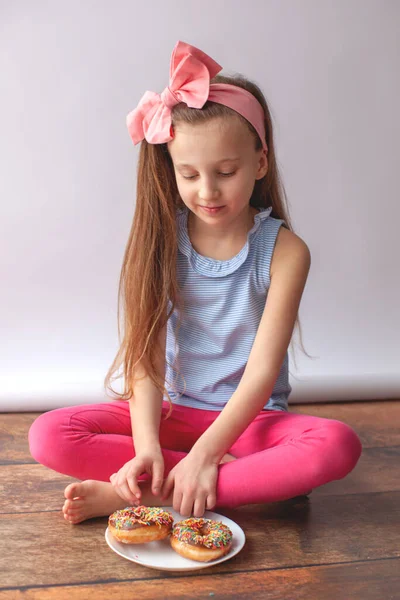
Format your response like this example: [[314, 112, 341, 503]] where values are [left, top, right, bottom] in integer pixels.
[[182, 172, 236, 180]]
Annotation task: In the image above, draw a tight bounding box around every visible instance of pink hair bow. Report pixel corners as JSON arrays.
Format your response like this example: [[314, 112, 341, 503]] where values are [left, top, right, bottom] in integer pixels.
[[126, 41, 223, 145]]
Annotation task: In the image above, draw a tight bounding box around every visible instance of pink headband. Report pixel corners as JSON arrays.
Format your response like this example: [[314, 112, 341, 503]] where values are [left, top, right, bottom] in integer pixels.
[[126, 40, 268, 153]]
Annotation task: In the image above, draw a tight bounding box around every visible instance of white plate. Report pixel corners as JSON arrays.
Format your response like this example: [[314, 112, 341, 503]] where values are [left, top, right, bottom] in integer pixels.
[[105, 507, 245, 571]]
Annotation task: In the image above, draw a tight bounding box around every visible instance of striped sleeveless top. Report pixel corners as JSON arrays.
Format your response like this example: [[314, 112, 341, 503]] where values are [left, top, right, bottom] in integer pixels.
[[164, 205, 291, 412]]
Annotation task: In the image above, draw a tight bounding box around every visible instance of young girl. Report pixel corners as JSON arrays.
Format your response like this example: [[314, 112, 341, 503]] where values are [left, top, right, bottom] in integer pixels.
[[29, 40, 362, 524]]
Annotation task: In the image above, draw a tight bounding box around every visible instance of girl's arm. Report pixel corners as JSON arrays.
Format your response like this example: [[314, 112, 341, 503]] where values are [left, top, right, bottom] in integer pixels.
[[110, 324, 167, 504], [129, 374, 163, 451], [129, 323, 167, 451], [190, 228, 311, 464]]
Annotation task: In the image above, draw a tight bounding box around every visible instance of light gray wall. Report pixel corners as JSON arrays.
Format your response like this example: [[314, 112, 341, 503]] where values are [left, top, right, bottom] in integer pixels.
[[1, 0, 399, 410]]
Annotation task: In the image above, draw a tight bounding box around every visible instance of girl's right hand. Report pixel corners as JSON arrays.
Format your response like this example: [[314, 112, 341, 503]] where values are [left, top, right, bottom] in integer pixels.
[[109, 447, 164, 506]]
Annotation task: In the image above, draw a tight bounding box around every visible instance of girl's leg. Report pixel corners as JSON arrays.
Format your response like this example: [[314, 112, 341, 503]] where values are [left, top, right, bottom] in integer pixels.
[[28, 400, 202, 481], [214, 410, 363, 508], [28, 400, 221, 524]]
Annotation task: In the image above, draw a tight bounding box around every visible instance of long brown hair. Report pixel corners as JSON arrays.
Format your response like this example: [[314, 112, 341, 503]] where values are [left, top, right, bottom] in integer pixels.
[[104, 74, 312, 415]]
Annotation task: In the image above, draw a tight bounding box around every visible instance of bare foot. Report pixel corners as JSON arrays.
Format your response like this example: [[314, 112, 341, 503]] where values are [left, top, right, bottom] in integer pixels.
[[63, 480, 127, 524], [63, 480, 173, 525]]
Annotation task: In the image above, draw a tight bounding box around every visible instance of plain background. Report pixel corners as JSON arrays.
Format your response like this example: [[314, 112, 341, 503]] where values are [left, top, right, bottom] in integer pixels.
[[1, 0, 399, 411]]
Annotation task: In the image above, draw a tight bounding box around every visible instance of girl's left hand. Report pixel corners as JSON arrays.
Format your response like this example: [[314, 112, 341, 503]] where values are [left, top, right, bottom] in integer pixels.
[[161, 452, 218, 517]]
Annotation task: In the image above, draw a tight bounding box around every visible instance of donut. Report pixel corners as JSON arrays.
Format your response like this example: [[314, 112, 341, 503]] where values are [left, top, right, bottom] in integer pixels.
[[170, 518, 233, 562], [108, 506, 174, 544]]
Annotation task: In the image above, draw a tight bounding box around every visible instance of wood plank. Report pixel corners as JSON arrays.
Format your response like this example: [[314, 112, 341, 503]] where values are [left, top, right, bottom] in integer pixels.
[[1, 558, 398, 600], [291, 400, 400, 447], [0, 464, 77, 513], [1, 492, 399, 589], [0, 413, 39, 464], [312, 445, 400, 496], [1, 442, 399, 515]]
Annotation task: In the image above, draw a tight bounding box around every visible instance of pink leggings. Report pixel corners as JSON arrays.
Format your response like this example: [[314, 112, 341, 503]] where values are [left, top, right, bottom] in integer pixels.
[[29, 400, 362, 508]]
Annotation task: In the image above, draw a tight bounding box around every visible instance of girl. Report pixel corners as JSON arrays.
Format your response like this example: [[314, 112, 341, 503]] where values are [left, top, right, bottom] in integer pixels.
[[29, 41, 362, 524]]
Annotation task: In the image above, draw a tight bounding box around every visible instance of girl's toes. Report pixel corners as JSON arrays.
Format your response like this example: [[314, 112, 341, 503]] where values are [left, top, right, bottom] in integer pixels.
[[64, 511, 82, 524], [64, 483, 79, 500], [64, 497, 84, 508], [64, 482, 85, 500], [68, 499, 84, 509], [65, 503, 81, 514], [71, 514, 84, 524], [63, 500, 73, 513], [69, 513, 81, 521], [63, 499, 84, 518]]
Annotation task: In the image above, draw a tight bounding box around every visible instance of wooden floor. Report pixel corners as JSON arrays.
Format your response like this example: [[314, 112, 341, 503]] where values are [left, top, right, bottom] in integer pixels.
[[0, 400, 399, 599]]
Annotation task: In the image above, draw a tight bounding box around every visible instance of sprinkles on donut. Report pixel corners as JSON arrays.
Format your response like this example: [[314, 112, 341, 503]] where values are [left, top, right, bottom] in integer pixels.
[[170, 518, 233, 562], [108, 505, 174, 544]]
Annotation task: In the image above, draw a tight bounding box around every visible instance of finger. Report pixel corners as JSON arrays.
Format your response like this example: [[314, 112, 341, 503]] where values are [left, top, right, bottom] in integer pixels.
[[128, 460, 148, 495], [112, 464, 141, 502], [172, 489, 183, 514], [111, 465, 129, 488], [114, 480, 137, 505], [110, 468, 124, 483], [161, 472, 174, 500], [126, 476, 142, 501], [113, 483, 135, 505], [151, 460, 164, 495], [206, 493, 217, 511], [179, 492, 195, 518], [126, 468, 143, 499], [193, 495, 206, 518]]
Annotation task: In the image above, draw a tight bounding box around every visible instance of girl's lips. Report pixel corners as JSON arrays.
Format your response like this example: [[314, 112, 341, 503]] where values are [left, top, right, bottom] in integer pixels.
[[200, 205, 225, 213]]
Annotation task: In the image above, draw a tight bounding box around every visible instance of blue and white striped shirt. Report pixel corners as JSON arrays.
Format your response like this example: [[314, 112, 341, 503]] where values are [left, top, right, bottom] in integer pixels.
[[164, 205, 291, 412]]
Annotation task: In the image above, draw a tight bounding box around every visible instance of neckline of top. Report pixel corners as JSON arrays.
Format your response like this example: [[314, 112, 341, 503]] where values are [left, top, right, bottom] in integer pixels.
[[177, 205, 273, 277]]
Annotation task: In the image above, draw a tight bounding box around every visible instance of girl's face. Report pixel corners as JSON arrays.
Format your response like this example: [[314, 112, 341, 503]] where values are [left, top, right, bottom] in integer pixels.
[[167, 116, 268, 227]]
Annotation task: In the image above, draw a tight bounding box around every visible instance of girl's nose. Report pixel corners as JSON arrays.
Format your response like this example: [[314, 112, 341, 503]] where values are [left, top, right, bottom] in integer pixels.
[[198, 183, 220, 202]]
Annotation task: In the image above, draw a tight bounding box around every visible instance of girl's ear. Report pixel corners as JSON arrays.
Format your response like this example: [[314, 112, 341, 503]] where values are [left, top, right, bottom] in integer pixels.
[[255, 149, 268, 180]]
